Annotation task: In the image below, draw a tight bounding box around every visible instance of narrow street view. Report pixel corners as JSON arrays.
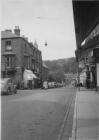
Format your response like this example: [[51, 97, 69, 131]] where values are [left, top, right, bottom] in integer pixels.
[[1, 0, 99, 140]]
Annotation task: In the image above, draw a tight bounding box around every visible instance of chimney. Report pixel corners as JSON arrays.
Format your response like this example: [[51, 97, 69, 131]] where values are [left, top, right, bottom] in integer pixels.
[[34, 40, 38, 49], [14, 26, 20, 36]]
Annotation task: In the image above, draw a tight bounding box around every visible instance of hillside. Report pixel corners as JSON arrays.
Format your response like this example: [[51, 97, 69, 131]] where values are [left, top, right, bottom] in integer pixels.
[[44, 57, 78, 73], [44, 57, 78, 82]]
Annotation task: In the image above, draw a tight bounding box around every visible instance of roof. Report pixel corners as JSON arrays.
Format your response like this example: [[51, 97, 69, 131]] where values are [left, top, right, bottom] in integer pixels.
[[1, 30, 19, 39], [1, 30, 30, 44], [1, 29, 42, 53]]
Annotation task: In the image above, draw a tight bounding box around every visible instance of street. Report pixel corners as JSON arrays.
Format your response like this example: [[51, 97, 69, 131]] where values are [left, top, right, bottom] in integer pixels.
[[1, 87, 76, 140]]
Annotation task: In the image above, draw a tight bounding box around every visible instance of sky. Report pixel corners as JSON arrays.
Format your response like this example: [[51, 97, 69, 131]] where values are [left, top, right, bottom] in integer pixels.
[[2, 0, 76, 60]]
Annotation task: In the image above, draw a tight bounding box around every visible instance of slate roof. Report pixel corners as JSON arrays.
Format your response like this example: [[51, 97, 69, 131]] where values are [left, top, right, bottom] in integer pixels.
[[1, 30, 20, 39]]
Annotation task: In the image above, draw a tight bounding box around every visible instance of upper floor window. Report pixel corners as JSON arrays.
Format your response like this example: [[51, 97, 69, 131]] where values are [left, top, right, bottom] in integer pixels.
[[6, 56, 10, 67], [5, 40, 11, 46], [5, 40, 12, 51], [5, 56, 13, 67]]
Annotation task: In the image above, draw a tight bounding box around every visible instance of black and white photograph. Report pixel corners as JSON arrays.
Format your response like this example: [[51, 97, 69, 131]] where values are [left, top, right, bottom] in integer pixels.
[[1, 0, 99, 140]]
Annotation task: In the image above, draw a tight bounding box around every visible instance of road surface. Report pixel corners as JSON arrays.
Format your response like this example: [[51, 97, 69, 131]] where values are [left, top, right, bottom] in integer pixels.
[[1, 87, 76, 140]]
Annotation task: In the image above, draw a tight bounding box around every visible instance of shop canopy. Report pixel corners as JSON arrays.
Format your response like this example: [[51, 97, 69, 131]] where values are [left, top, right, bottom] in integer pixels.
[[72, 1, 99, 49], [23, 69, 37, 80]]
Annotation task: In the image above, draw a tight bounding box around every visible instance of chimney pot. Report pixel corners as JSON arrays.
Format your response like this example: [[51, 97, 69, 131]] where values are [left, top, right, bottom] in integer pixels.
[[14, 26, 20, 36]]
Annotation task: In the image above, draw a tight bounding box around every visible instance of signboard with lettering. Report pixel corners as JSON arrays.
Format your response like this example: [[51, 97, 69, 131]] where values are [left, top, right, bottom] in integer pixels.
[[86, 24, 99, 43]]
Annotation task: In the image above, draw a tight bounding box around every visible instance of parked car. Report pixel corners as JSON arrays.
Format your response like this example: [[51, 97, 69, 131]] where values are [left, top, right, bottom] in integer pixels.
[[48, 82, 58, 88], [58, 82, 63, 87], [1, 78, 17, 95], [48, 82, 54, 88], [42, 81, 48, 89]]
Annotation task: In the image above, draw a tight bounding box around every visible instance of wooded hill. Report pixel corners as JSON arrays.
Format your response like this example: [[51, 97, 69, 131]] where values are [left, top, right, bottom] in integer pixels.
[[44, 57, 78, 82]]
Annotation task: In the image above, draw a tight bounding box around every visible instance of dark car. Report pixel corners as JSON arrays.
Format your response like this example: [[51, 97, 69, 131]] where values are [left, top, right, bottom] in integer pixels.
[[1, 78, 17, 95]]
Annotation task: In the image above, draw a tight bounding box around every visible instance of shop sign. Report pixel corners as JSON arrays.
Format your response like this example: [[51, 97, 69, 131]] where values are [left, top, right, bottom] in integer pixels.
[[79, 61, 85, 68], [86, 24, 99, 43]]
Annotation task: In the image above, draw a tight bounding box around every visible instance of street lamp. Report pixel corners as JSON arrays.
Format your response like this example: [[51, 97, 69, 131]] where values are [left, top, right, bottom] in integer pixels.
[[45, 41, 47, 46]]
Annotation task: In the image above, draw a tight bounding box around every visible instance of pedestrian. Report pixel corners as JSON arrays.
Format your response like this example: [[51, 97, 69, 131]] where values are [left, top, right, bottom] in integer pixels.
[[32, 80, 34, 89], [17, 81, 20, 89]]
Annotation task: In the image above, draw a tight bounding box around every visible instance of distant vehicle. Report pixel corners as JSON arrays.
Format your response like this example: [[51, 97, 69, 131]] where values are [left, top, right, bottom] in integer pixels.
[[42, 81, 48, 89], [51, 82, 55, 88], [48, 82, 52, 88], [57, 82, 63, 87], [1, 78, 17, 95], [54, 82, 58, 88], [48, 82, 61, 88]]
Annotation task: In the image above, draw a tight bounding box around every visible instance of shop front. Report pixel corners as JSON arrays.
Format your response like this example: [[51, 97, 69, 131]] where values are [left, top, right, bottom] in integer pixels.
[[23, 69, 38, 89], [93, 47, 99, 89]]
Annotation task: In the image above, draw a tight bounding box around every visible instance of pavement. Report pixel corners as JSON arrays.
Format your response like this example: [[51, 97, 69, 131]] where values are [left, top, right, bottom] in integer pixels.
[[72, 87, 99, 140]]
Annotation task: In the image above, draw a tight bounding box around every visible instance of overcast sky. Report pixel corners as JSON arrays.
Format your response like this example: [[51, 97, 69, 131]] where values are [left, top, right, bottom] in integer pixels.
[[2, 0, 76, 60]]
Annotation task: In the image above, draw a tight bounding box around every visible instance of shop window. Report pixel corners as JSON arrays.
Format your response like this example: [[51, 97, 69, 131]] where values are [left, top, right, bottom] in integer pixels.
[[85, 57, 88, 63]]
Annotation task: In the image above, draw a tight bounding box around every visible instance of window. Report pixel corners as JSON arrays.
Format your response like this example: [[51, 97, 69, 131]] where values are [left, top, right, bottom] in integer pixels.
[[5, 56, 14, 68], [6, 57, 9, 67], [24, 56, 30, 68], [28, 57, 30, 68], [84, 57, 88, 64], [5, 40, 12, 51], [24, 43, 28, 53], [6, 46, 12, 51], [5, 41, 11, 46], [6, 56, 11, 67]]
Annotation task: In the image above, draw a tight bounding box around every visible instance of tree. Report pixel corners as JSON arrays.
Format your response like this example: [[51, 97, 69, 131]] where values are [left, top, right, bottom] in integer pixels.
[[44, 57, 78, 82]]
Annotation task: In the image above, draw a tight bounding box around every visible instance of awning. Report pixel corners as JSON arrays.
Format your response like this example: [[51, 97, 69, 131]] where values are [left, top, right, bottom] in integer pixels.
[[32, 73, 37, 79], [23, 69, 38, 81]]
